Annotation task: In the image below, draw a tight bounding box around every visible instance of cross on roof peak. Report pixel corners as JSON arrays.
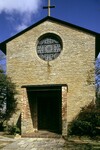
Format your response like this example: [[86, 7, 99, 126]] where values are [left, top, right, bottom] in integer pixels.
[[43, 0, 55, 16]]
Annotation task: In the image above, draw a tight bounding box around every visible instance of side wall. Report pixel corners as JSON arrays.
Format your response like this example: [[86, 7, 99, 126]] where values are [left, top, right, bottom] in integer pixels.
[[7, 20, 95, 134]]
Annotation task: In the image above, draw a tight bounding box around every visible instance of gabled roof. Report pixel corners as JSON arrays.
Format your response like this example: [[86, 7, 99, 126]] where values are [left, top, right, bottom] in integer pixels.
[[0, 16, 100, 55]]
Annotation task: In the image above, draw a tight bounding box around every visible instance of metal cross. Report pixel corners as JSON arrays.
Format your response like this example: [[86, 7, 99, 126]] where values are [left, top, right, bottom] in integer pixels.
[[43, 0, 55, 16]]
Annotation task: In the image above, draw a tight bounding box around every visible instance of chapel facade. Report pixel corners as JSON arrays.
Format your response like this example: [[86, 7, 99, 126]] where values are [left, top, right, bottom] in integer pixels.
[[0, 16, 99, 136]]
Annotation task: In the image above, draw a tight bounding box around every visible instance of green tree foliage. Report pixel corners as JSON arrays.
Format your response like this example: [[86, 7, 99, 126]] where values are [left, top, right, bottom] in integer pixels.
[[0, 69, 17, 121], [68, 103, 100, 137], [96, 57, 100, 106]]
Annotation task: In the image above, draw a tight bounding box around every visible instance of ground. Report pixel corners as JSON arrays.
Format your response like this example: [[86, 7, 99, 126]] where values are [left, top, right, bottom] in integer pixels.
[[0, 132, 100, 150]]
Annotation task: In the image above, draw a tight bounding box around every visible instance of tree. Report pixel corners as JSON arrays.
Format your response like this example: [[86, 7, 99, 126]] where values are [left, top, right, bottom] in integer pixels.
[[95, 56, 100, 106], [0, 69, 17, 121], [0, 51, 6, 71]]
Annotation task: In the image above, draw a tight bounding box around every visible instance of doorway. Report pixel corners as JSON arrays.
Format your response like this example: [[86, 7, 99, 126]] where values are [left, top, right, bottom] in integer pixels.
[[37, 90, 61, 133], [27, 86, 62, 134]]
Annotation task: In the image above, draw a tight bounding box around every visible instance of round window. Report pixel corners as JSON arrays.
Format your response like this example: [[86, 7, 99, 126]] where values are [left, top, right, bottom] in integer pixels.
[[37, 33, 62, 61]]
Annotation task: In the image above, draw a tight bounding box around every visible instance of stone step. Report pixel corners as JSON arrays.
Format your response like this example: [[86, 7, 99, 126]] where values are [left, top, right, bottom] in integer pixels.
[[21, 130, 62, 138]]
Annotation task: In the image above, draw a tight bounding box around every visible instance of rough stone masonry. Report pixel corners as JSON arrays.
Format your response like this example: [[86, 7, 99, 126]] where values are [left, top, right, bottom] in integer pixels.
[[0, 17, 96, 136]]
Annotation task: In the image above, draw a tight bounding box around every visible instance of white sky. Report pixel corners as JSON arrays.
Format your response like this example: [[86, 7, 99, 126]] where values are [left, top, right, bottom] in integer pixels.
[[97, 53, 100, 59], [0, 0, 42, 14], [0, 0, 42, 31]]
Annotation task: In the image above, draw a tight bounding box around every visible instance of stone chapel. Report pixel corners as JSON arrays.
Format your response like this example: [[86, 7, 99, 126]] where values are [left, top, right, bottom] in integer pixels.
[[0, 16, 99, 136]]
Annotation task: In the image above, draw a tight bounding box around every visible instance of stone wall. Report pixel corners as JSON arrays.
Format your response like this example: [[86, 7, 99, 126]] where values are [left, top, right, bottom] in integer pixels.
[[6, 20, 95, 135]]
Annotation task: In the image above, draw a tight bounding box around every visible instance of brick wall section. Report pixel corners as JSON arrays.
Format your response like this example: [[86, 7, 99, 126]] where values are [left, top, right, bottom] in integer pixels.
[[21, 88, 34, 134], [62, 86, 67, 135], [6, 20, 95, 135]]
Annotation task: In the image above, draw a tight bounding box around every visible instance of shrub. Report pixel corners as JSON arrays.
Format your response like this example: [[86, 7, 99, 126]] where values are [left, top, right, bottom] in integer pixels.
[[4, 124, 20, 135], [0, 121, 4, 131], [68, 103, 100, 137]]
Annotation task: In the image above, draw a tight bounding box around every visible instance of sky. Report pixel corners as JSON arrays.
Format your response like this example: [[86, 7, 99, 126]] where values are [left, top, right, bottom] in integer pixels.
[[1, 0, 100, 42], [0, 0, 100, 69]]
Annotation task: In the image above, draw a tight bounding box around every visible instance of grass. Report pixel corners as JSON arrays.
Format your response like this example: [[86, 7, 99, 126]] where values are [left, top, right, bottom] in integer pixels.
[[66, 135, 100, 150]]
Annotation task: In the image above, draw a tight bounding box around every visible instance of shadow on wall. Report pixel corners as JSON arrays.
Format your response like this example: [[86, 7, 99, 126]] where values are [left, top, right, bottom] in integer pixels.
[[16, 114, 21, 134], [68, 101, 100, 137]]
